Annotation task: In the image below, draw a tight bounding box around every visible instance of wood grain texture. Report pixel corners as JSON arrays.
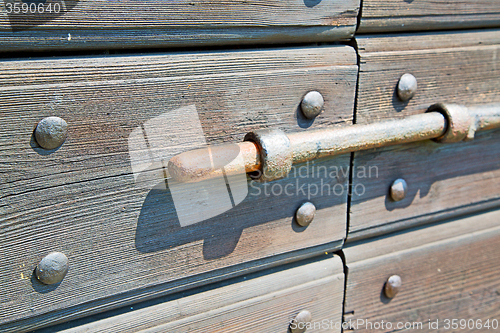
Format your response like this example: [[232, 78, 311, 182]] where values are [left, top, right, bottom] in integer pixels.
[[358, 0, 500, 33], [356, 30, 500, 124], [349, 131, 500, 239], [0, 0, 359, 51], [349, 31, 500, 240], [344, 209, 500, 332], [42, 256, 344, 332], [0, 46, 356, 332]]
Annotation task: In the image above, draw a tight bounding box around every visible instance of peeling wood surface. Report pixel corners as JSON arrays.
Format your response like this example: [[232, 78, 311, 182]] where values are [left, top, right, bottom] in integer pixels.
[[0, 0, 359, 51], [358, 0, 500, 33], [344, 209, 500, 332], [42, 257, 344, 333], [349, 31, 500, 240], [0, 46, 356, 331]]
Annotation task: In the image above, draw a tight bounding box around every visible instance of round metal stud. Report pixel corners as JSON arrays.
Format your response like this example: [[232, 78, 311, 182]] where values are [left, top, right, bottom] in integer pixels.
[[35, 116, 68, 150], [290, 310, 312, 333], [300, 91, 324, 119], [390, 178, 407, 202], [397, 74, 417, 102], [296, 202, 316, 227], [35, 252, 69, 285], [384, 275, 402, 299]]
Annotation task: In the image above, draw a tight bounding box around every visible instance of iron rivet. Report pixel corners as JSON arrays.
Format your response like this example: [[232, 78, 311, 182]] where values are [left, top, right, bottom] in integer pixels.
[[384, 275, 402, 299], [35, 116, 68, 150], [296, 202, 316, 227], [290, 310, 312, 333], [300, 91, 324, 119], [390, 178, 407, 202], [397, 73, 417, 102], [35, 252, 69, 285]]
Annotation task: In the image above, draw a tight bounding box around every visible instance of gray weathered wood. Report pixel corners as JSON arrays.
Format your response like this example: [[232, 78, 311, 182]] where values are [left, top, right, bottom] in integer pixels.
[[356, 30, 500, 124], [349, 31, 500, 240], [43, 256, 344, 332], [344, 209, 500, 332], [0, 46, 356, 331], [0, 0, 359, 51], [358, 0, 500, 33]]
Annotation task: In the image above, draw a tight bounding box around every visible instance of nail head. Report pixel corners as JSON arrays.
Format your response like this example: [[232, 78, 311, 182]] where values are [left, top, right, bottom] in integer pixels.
[[35, 252, 69, 285], [35, 116, 68, 150], [296, 202, 316, 227], [390, 178, 407, 202], [397, 73, 417, 102], [384, 275, 402, 299], [300, 91, 324, 119], [290, 310, 312, 333]]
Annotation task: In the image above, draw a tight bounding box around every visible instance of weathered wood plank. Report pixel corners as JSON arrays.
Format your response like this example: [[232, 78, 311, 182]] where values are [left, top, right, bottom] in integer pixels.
[[358, 0, 500, 33], [0, 0, 359, 51], [344, 209, 500, 332], [39, 256, 344, 332], [349, 31, 500, 240], [350, 131, 500, 239], [356, 30, 500, 124], [0, 46, 356, 331]]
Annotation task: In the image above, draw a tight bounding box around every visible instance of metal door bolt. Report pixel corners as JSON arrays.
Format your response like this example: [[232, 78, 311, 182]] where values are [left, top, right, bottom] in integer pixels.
[[168, 103, 499, 182], [428, 103, 476, 142]]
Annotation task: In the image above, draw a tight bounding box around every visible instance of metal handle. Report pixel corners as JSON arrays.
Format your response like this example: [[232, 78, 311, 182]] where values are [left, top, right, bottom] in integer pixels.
[[168, 103, 500, 182]]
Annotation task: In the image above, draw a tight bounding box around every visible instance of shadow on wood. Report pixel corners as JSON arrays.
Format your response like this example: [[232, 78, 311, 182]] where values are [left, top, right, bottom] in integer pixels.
[[135, 159, 347, 259]]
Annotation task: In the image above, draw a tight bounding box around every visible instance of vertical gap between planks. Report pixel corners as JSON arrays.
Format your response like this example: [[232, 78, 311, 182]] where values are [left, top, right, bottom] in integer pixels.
[[337, 249, 351, 333], [345, 37, 360, 244], [356, 0, 364, 32], [339, 37, 360, 333]]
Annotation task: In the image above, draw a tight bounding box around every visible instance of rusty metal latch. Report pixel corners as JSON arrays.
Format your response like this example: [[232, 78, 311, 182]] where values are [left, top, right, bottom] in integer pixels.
[[168, 103, 500, 182]]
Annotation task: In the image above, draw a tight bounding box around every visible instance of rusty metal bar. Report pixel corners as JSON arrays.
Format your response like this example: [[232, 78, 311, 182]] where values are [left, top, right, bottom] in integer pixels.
[[469, 103, 500, 131], [288, 112, 446, 165], [168, 141, 261, 183], [168, 103, 500, 182]]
